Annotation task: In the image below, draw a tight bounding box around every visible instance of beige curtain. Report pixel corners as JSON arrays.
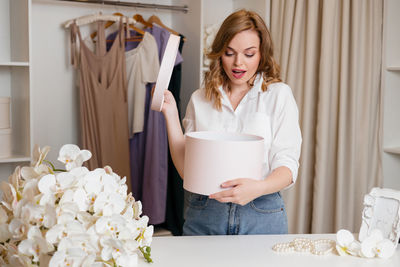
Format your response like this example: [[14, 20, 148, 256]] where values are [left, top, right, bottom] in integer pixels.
[[270, 0, 384, 234]]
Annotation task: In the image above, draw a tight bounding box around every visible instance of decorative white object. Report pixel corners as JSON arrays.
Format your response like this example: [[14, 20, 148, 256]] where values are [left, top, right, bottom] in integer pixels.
[[359, 187, 400, 247], [151, 34, 181, 112], [0, 97, 11, 129], [0, 144, 153, 266], [0, 128, 12, 158], [336, 228, 396, 259], [183, 131, 264, 195]]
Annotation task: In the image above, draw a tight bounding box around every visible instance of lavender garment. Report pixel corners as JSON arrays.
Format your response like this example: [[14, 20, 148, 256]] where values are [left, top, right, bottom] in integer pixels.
[[106, 25, 180, 224], [107, 24, 183, 65]]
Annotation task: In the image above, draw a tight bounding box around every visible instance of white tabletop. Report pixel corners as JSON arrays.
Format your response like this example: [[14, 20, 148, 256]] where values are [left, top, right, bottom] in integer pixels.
[[138, 234, 400, 267]]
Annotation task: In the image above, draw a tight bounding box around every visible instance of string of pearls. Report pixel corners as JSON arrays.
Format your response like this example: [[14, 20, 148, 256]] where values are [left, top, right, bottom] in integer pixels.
[[272, 238, 336, 255]]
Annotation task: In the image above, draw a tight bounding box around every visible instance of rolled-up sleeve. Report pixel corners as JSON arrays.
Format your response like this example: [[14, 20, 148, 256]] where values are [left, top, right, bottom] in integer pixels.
[[182, 95, 195, 134], [269, 85, 302, 189]]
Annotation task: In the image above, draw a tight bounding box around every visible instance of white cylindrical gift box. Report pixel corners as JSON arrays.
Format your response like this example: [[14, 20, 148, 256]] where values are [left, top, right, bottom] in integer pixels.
[[0, 97, 11, 129], [183, 131, 265, 195], [0, 128, 12, 158]]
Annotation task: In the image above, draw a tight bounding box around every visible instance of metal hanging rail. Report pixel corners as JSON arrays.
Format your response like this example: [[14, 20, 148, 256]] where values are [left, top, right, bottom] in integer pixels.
[[57, 0, 189, 13]]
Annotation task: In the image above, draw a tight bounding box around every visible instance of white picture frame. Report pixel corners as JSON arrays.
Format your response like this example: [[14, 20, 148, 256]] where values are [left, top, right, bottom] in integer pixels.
[[359, 187, 400, 247]]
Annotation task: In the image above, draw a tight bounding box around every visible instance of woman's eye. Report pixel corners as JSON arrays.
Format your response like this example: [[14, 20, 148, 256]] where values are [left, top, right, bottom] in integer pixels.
[[245, 54, 255, 58], [224, 52, 234, 56]]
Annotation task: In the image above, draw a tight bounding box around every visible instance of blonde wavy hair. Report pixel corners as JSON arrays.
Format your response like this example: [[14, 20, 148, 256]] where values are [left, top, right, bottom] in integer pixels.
[[204, 9, 281, 110]]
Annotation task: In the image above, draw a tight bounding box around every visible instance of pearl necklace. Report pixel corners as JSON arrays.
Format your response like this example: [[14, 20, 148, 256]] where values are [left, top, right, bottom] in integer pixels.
[[272, 238, 336, 255]]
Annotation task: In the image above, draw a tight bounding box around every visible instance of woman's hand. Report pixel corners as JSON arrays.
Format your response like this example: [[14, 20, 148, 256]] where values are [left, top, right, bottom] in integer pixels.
[[161, 90, 179, 118], [150, 86, 178, 118], [209, 167, 293, 205], [209, 178, 265, 206]]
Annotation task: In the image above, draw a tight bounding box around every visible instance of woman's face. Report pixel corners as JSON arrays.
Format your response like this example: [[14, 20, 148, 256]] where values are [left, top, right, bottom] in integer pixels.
[[221, 29, 261, 89]]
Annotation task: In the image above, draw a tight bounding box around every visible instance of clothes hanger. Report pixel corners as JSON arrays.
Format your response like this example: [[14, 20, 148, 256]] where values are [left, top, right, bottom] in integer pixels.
[[89, 12, 123, 40], [147, 15, 186, 42], [147, 15, 179, 36], [64, 12, 136, 28], [88, 12, 145, 41], [133, 14, 153, 28]]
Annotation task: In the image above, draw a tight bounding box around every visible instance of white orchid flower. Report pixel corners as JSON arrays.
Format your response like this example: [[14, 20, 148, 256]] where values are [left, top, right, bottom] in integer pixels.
[[360, 229, 396, 259], [115, 251, 139, 267], [20, 203, 56, 229], [58, 144, 92, 171], [0, 205, 8, 223], [0, 181, 18, 211], [57, 234, 99, 255], [134, 222, 153, 247], [100, 237, 138, 267], [32, 145, 51, 168], [55, 202, 79, 225], [20, 145, 51, 180], [18, 226, 54, 262], [336, 229, 361, 256], [38, 172, 79, 207], [8, 218, 29, 240], [0, 206, 11, 242], [46, 220, 86, 245], [375, 239, 396, 259], [0, 223, 12, 243], [49, 248, 91, 267], [360, 229, 383, 258], [2, 242, 31, 267], [76, 211, 97, 229], [56, 171, 79, 189], [95, 215, 126, 238], [94, 192, 126, 216], [21, 179, 40, 203], [8, 166, 22, 195]]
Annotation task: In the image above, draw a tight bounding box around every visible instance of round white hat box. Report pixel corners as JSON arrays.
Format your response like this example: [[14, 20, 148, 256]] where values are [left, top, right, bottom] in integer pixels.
[[183, 131, 265, 196]]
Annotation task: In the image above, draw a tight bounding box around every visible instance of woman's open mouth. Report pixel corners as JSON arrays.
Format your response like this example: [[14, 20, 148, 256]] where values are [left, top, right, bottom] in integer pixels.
[[232, 69, 246, 79]]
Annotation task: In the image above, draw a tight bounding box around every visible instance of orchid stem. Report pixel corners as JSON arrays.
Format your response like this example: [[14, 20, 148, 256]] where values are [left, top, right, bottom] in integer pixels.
[[43, 160, 66, 172]]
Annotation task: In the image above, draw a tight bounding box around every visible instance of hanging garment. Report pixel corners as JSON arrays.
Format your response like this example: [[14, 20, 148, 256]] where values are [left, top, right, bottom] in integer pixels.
[[106, 25, 183, 225], [163, 34, 186, 235], [70, 20, 132, 191]]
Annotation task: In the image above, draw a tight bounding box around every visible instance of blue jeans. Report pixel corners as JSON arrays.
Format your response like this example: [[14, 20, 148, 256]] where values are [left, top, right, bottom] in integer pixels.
[[183, 191, 288, 235]]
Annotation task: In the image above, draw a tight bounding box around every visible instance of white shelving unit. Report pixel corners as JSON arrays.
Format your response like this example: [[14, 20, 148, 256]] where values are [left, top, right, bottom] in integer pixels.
[[382, 0, 400, 189], [0, 0, 32, 180], [387, 66, 400, 71]]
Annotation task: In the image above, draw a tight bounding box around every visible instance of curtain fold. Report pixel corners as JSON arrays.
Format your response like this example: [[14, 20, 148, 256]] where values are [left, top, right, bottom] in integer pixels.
[[270, 0, 383, 234]]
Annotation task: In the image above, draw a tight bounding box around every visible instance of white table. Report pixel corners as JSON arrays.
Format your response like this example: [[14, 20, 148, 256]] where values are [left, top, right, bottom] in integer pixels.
[[138, 234, 400, 267]]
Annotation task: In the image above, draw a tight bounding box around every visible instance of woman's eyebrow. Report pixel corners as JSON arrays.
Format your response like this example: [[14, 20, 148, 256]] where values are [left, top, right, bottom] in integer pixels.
[[226, 46, 258, 52]]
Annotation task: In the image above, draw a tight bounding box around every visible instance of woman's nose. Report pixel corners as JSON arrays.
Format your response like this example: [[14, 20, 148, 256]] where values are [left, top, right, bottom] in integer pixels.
[[234, 54, 242, 66]]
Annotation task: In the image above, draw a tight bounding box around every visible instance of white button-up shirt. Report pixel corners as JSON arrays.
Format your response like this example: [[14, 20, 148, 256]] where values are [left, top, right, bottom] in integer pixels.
[[183, 74, 302, 187]]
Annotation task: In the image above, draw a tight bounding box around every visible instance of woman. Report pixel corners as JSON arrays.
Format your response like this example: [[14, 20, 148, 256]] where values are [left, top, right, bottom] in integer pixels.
[[161, 9, 302, 235]]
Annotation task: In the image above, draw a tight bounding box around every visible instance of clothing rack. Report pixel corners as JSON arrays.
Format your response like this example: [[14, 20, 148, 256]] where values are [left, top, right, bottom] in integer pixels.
[[57, 0, 189, 13]]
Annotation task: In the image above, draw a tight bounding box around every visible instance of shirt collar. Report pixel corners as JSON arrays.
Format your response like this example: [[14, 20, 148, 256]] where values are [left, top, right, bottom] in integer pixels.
[[218, 73, 263, 106]]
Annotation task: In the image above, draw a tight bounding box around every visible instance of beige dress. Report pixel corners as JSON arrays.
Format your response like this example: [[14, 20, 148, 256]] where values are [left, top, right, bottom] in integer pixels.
[[70, 19, 131, 191]]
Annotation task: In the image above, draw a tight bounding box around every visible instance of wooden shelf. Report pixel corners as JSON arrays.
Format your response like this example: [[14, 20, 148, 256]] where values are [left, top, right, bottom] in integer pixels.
[[384, 147, 400, 155], [387, 66, 400, 71], [0, 62, 29, 67]]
